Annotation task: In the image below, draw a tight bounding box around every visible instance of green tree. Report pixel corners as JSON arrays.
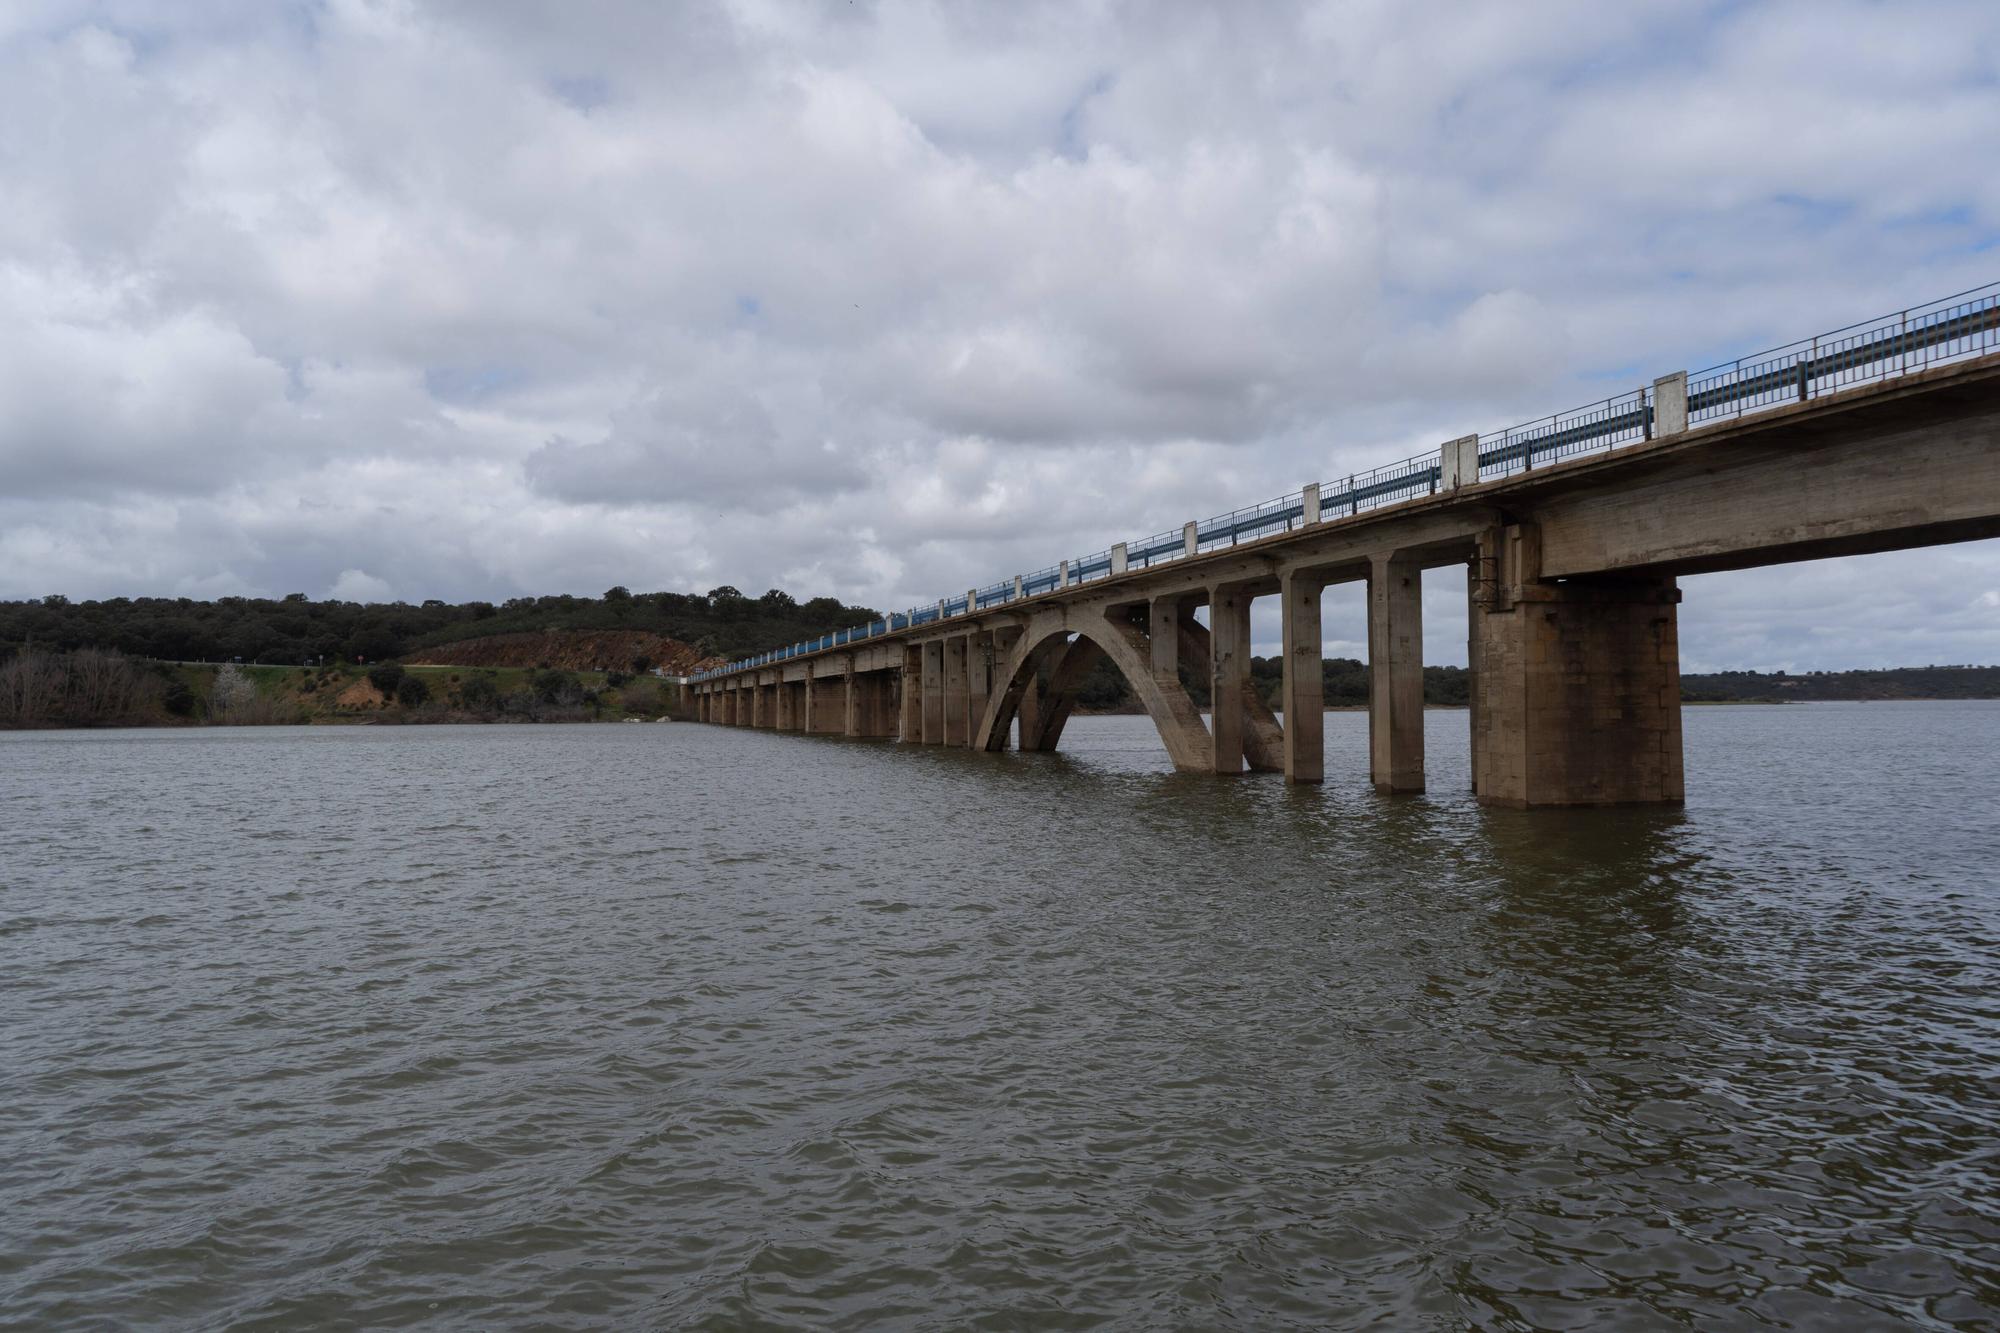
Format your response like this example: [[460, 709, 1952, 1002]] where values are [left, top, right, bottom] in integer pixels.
[[396, 674, 430, 708], [367, 663, 405, 695]]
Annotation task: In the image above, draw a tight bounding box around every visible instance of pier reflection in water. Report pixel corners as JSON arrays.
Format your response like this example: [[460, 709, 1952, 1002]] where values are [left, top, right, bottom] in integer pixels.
[[2, 704, 1995, 1328]]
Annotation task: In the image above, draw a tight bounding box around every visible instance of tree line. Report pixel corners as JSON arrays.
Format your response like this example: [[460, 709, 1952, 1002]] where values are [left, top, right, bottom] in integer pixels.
[[0, 585, 881, 668]]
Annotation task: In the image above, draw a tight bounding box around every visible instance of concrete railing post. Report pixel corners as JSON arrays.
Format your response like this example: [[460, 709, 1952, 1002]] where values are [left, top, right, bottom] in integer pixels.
[[1014, 575, 1024, 599], [967, 589, 977, 615], [1183, 522, 1198, 557], [1442, 434, 1480, 489], [937, 598, 947, 621], [1653, 371, 1688, 437], [1059, 559, 1070, 588], [1302, 483, 1320, 525], [1111, 543, 1128, 575]]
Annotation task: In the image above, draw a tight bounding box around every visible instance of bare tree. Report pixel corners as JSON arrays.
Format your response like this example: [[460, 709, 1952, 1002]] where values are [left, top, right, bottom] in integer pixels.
[[0, 649, 61, 725], [210, 663, 259, 724]]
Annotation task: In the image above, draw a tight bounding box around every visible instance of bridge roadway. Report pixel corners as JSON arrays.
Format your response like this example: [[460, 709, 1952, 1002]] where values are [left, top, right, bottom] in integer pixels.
[[690, 348, 2000, 806]]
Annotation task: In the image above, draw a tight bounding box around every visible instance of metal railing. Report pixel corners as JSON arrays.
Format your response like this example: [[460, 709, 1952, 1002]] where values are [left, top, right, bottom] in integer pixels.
[[693, 279, 2000, 681]]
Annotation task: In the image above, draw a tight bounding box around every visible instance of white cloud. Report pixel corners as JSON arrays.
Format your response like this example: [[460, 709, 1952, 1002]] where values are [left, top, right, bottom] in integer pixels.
[[326, 568, 393, 603], [2, 0, 1999, 669]]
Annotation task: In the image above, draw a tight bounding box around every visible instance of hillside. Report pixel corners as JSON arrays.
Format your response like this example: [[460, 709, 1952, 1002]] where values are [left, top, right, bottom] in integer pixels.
[[405, 629, 722, 675]]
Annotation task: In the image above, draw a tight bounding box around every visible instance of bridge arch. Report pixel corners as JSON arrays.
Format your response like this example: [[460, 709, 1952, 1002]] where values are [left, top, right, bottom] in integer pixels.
[[972, 608, 1214, 772]]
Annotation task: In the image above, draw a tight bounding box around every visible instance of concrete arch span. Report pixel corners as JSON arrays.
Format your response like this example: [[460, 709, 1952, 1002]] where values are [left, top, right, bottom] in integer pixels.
[[972, 607, 1216, 772]]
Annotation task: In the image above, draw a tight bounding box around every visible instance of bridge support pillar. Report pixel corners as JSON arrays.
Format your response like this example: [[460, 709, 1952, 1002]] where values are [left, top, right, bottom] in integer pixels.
[[944, 637, 969, 746], [776, 679, 796, 732], [1209, 585, 1251, 775], [1471, 526, 1684, 806], [967, 631, 993, 744], [808, 672, 843, 734], [842, 657, 861, 737], [866, 672, 899, 737], [1368, 553, 1425, 794], [921, 641, 945, 744], [898, 647, 922, 742], [1281, 570, 1324, 783]]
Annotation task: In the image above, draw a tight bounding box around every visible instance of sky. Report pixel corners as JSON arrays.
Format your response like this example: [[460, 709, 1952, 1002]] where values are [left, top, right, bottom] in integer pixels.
[[3, 0, 1998, 672]]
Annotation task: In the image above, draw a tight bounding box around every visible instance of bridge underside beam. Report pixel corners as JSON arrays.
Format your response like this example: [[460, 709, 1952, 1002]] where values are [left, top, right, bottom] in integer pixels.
[[1535, 372, 2000, 578]]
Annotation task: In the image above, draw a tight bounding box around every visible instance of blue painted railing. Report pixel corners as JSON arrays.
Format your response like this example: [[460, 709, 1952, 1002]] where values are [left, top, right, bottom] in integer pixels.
[[694, 280, 2000, 681]]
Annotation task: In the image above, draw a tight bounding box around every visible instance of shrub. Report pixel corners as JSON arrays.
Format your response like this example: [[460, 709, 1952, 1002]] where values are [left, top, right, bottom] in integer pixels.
[[367, 663, 405, 695], [458, 672, 500, 712], [605, 669, 630, 688], [396, 675, 430, 708], [531, 668, 579, 705]]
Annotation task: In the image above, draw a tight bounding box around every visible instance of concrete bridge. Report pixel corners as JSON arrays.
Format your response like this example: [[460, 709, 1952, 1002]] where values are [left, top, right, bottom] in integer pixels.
[[690, 285, 2000, 806]]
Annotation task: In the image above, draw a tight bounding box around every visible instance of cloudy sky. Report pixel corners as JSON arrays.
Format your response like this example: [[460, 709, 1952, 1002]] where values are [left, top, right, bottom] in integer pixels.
[[4, 0, 1998, 670]]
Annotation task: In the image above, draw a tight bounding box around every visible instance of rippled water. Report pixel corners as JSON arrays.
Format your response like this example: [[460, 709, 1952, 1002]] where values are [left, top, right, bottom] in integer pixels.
[[3, 705, 1998, 1330]]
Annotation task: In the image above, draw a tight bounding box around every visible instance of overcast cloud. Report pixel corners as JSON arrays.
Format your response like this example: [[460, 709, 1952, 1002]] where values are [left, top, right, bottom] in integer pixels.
[[3, 0, 1998, 670]]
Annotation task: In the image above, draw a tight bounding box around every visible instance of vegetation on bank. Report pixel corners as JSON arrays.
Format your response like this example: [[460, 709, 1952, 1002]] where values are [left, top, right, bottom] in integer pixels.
[[0, 585, 880, 668], [1072, 658, 2000, 713], [0, 648, 684, 728]]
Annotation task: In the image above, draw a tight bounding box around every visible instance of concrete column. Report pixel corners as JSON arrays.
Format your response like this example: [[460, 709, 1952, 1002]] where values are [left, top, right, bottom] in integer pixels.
[[867, 672, 897, 737], [1368, 553, 1424, 794], [899, 647, 922, 742], [1209, 585, 1250, 775], [1016, 654, 1046, 751], [966, 631, 993, 742], [775, 679, 794, 732], [1280, 570, 1324, 784], [1470, 530, 1683, 805], [1014, 575, 1025, 599], [944, 636, 969, 746], [1111, 543, 1128, 575], [1183, 522, 1198, 557], [802, 672, 820, 734], [1302, 482, 1321, 525], [1059, 559, 1070, 588], [842, 656, 862, 737], [750, 680, 765, 729], [1149, 596, 1179, 686], [921, 641, 945, 744], [808, 673, 842, 733], [1653, 371, 1688, 437]]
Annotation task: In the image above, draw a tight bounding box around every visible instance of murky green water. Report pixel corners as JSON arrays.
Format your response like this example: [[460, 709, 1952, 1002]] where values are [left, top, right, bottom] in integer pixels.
[[3, 705, 1997, 1330]]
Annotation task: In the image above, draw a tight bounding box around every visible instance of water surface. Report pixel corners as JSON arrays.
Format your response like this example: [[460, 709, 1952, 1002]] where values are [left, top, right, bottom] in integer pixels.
[[3, 705, 1997, 1329]]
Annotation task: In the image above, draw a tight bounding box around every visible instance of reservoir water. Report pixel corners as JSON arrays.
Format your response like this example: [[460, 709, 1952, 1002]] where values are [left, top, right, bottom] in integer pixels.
[[3, 705, 1997, 1330]]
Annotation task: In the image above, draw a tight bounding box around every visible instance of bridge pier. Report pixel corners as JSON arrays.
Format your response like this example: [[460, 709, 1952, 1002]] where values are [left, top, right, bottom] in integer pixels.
[[899, 647, 922, 742], [1368, 553, 1425, 794], [1280, 570, 1324, 783], [861, 671, 898, 737], [1208, 584, 1251, 775], [808, 672, 843, 734], [944, 637, 969, 745], [967, 631, 993, 744], [1471, 525, 1684, 806], [920, 642, 945, 744]]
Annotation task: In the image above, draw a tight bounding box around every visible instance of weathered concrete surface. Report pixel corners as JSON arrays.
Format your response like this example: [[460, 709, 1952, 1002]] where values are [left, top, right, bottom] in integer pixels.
[[1367, 553, 1424, 794], [921, 641, 945, 745], [1280, 570, 1323, 783], [1469, 522, 1684, 806]]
